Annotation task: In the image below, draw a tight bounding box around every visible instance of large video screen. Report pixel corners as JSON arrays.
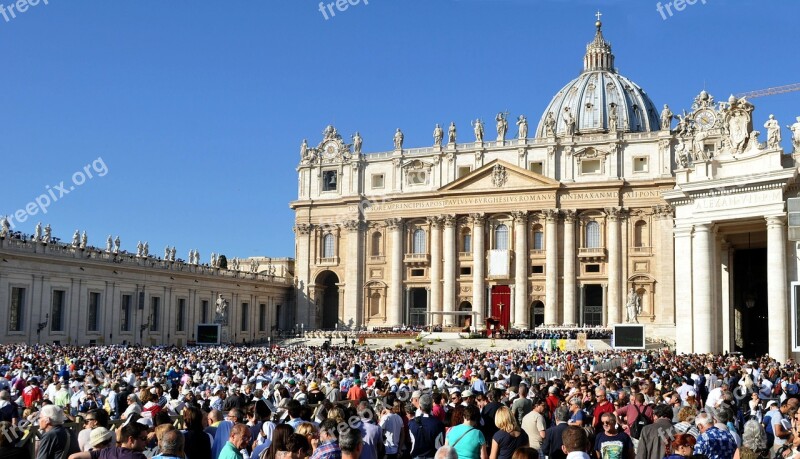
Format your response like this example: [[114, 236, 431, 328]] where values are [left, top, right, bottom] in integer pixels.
[[612, 324, 645, 349], [196, 324, 220, 345]]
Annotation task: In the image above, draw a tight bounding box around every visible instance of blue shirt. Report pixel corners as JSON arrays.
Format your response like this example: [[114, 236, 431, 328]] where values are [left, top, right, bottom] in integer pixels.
[[694, 426, 737, 459]]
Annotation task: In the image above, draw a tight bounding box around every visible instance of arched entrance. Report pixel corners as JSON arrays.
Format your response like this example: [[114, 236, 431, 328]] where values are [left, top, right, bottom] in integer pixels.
[[316, 271, 340, 330], [529, 301, 544, 327], [490, 285, 511, 330], [458, 301, 472, 329]]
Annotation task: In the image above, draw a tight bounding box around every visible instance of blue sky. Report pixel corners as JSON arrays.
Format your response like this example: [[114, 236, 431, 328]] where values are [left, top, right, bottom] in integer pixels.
[[2, 0, 798, 260]]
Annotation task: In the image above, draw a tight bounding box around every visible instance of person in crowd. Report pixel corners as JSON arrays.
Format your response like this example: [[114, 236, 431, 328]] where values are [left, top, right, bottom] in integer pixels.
[[635, 404, 674, 459], [309, 419, 340, 459], [69, 421, 149, 459], [664, 434, 696, 459], [182, 406, 212, 459], [0, 421, 29, 459], [409, 395, 445, 459], [295, 423, 319, 456], [445, 405, 486, 459], [338, 427, 362, 459], [542, 406, 571, 459], [37, 405, 72, 459], [733, 420, 768, 459], [521, 397, 547, 453], [693, 412, 737, 459], [561, 426, 590, 459], [88, 428, 113, 452], [218, 424, 251, 459], [489, 406, 528, 459], [152, 430, 184, 459], [593, 413, 633, 459]]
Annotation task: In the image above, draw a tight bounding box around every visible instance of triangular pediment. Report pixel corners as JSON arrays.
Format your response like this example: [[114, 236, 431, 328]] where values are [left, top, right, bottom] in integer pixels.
[[440, 159, 560, 192]]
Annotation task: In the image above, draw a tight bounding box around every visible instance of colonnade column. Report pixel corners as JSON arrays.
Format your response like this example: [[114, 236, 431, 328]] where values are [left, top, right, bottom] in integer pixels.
[[562, 210, 577, 325], [387, 218, 404, 326], [767, 215, 788, 363], [512, 211, 529, 329], [544, 209, 559, 325], [442, 215, 457, 326], [471, 214, 486, 327], [674, 226, 693, 354], [343, 220, 363, 328], [692, 223, 713, 354], [428, 216, 443, 326], [605, 207, 622, 325], [292, 224, 313, 328]]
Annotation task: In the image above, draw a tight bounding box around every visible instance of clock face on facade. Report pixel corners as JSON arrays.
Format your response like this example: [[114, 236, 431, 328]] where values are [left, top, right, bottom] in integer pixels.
[[695, 109, 717, 130], [322, 141, 339, 159]]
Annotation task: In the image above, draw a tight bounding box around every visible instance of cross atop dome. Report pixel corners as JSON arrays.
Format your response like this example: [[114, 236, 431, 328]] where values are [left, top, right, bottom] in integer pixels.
[[595, 10, 602, 27]]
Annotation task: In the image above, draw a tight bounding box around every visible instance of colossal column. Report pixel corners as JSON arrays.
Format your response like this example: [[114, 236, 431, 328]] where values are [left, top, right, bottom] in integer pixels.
[[343, 220, 364, 328], [605, 207, 622, 325], [767, 216, 788, 363], [544, 209, 559, 325], [692, 223, 713, 354], [442, 215, 457, 326], [673, 226, 694, 354], [428, 216, 443, 326], [471, 214, 486, 327], [562, 210, 577, 325], [293, 224, 313, 328], [387, 218, 404, 326], [512, 211, 529, 329]]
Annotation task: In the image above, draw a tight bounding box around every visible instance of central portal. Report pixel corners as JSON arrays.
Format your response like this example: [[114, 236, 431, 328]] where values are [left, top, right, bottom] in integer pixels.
[[490, 285, 511, 330], [733, 248, 768, 357]]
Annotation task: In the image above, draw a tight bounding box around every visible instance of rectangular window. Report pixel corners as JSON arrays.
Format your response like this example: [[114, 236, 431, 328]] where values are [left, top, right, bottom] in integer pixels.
[[322, 170, 338, 191], [88, 292, 101, 332], [177, 298, 186, 332], [201, 300, 209, 324], [529, 162, 544, 175], [241, 303, 249, 331], [633, 157, 648, 173], [586, 264, 601, 273], [259, 304, 266, 332], [407, 170, 428, 186], [531, 265, 544, 274], [457, 166, 471, 179], [410, 268, 425, 277], [150, 297, 160, 331], [121, 294, 132, 332], [533, 231, 544, 250], [581, 160, 601, 175], [9, 287, 25, 332], [460, 267, 472, 276], [371, 174, 385, 189], [51, 290, 66, 332]]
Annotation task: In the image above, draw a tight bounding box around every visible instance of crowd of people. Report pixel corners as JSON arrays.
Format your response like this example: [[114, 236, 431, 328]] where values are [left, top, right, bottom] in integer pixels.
[[0, 343, 798, 459]]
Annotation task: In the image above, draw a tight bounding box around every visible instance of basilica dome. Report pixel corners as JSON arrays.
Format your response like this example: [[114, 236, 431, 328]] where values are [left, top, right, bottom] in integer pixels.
[[535, 19, 660, 137]]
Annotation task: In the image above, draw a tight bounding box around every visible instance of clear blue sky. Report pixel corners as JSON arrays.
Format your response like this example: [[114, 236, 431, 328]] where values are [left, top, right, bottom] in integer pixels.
[[2, 0, 798, 260]]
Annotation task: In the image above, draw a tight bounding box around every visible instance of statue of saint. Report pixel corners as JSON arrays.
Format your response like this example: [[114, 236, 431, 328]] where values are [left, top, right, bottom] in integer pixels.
[[433, 124, 443, 146], [563, 108, 575, 136], [164, 246, 170, 260], [106, 235, 113, 252], [660, 104, 674, 131], [626, 288, 641, 323], [300, 139, 308, 159], [170, 246, 176, 261], [143, 242, 149, 257], [0, 217, 9, 238], [472, 119, 484, 142], [496, 112, 508, 141], [80, 231, 87, 249], [352, 132, 362, 155], [516, 115, 528, 139], [211, 252, 217, 267], [215, 294, 229, 324], [136, 241, 143, 257], [113, 236, 120, 253], [764, 114, 781, 149], [393, 128, 404, 150], [448, 122, 457, 144], [544, 111, 556, 137], [34, 223, 42, 242], [43, 225, 52, 244], [789, 116, 800, 152], [72, 230, 80, 247], [608, 103, 618, 132]]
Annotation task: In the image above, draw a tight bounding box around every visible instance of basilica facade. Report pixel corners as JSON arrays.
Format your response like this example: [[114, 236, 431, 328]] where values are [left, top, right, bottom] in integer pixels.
[[292, 19, 800, 362]]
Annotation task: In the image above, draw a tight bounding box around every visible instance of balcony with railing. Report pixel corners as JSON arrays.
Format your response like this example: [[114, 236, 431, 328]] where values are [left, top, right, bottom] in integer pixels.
[[578, 246, 607, 260], [317, 257, 339, 266], [630, 246, 652, 256], [368, 255, 386, 264], [528, 249, 546, 258], [403, 253, 430, 264], [458, 251, 472, 260]]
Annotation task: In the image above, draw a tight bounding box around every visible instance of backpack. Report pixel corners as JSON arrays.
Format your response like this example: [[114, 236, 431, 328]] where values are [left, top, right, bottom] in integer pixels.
[[628, 405, 651, 440]]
